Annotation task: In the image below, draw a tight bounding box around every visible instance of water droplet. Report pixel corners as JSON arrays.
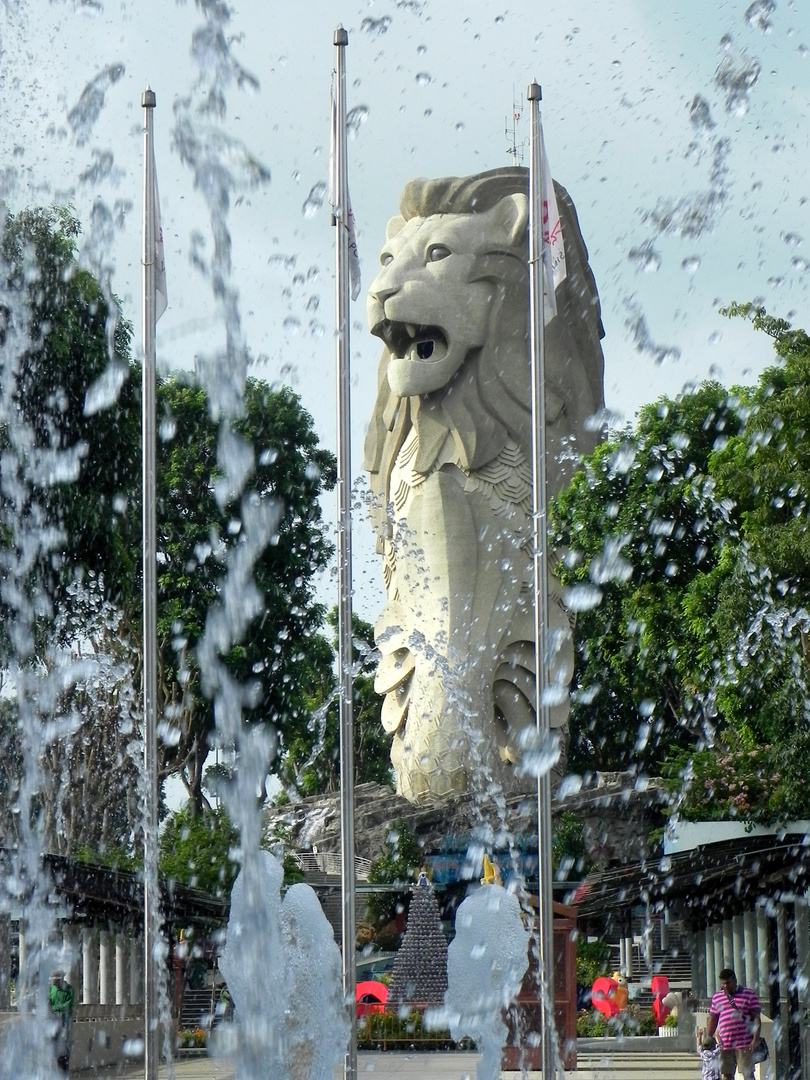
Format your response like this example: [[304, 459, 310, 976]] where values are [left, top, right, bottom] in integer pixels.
[[784, 232, 803, 247], [360, 15, 392, 35], [455, 121, 465, 133], [159, 417, 177, 441], [415, 71, 432, 86], [494, 14, 505, 24], [682, 255, 701, 274], [307, 265, 320, 282], [292, 273, 305, 287], [612, 59, 622, 67], [283, 316, 301, 334], [306, 295, 320, 313], [292, 169, 301, 183], [346, 105, 370, 140], [516, 729, 562, 780], [715, 49, 761, 115], [689, 94, 715, 131], [302, 181, 327, 218], [745, 0, 775, 34], [563, 584, 603, 611], [709, 331, 723, 345], [309, 320, 325, 339], [424, 108, 433, 117], [628, 241, 662, 273], [417, 44, 427, 55], [792, 256, 809, 273]]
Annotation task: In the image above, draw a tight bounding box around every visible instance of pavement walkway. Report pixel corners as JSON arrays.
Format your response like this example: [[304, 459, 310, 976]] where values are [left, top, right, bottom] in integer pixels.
[[73, 1048, 698, 1079]]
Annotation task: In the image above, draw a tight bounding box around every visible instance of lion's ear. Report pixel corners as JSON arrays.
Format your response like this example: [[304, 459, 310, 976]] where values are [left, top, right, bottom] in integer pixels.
[[385, 215, 407, 241], [491, 193, 528, 245]]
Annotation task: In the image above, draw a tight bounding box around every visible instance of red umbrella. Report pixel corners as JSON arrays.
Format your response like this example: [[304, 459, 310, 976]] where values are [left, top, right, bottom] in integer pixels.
[[356, 980, 389, 1017]]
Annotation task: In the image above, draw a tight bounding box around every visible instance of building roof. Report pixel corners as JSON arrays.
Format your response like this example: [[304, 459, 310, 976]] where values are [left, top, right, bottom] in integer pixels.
[[2, 850, 227, 928], [574, 832, 810, 926]]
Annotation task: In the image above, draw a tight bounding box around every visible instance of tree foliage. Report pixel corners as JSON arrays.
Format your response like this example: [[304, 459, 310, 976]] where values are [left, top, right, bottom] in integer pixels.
[[0, 205, 342, 863], [552, 306, 810, 825], [277, 609, 393, 797], [159, 804, 239, 898], [0, 205, 139, 652], [149, 375, 337, 808]]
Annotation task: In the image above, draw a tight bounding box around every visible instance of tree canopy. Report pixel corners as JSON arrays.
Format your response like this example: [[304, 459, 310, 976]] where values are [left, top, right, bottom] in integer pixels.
[[0, 204, 344, 862], [552, 306, 810, 825]]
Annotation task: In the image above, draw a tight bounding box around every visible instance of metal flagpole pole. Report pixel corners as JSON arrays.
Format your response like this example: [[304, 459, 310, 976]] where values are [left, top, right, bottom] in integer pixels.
[[141, 86, 160, 1080], [527, 79, 560, 1079], [333, 26, 358, 1080]]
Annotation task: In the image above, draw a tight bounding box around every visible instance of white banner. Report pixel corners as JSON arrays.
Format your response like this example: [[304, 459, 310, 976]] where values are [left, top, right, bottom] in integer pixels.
[[154, 166, 167, 321], [330, 79, 361, 301], [541, 124, 566, 320]]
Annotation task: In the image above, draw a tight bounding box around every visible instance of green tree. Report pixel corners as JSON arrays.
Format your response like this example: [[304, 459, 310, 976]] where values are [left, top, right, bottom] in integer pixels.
[[278, 610, 393, 796], [159, 804, 239, 897], [0, 206, 339, 851], [551, 381, 744, 773], [151, 375, 337, 809], [366, 820, 421, 930], [0, 204, 139, 650]]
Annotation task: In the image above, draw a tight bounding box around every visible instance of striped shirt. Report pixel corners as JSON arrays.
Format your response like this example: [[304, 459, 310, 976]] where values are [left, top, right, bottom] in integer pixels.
[[709, 985, 761, 1049]]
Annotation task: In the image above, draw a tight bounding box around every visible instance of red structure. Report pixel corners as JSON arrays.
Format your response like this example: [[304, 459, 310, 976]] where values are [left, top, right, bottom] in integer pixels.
[[502, 901, 578, 1071]]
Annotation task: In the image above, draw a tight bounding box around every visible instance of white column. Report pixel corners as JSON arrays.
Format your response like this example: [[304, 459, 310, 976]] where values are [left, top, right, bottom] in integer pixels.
[[129, 934, 143, 1006], [756, 907, 770, 1010], [115, 933, 129, 1006], [82, 927, 99, 1004], [722, 919, 734, 974], [705, 924, 716, 993], [732, 914, 745, 977], [99, 929, 113, 1005], [63, 925, 82, 996], [743, 910, 758, 994], [624, 935, 634, 978], [692, 929, 707, 998], [713, 924, 725, 986]]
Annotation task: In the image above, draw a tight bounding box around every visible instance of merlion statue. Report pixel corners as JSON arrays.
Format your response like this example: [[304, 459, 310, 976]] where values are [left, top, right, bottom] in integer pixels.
[[364, 166, 604, 802]]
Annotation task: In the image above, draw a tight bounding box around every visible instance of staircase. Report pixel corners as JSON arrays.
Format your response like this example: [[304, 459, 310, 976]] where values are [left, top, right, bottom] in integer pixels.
[[179, 986, 230, 1031], [614, 915, 692, 988]]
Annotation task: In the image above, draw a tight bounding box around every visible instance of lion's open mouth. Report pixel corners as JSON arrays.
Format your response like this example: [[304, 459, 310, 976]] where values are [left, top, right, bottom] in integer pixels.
[[373, 320, 448, 363]]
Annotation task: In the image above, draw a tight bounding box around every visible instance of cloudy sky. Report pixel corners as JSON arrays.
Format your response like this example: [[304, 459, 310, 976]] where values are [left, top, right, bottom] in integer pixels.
[[2, 0, 809, 613]]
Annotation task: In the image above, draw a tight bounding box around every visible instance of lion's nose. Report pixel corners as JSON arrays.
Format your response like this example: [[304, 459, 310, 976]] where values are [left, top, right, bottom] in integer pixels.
[[371, 283, 399, 305]]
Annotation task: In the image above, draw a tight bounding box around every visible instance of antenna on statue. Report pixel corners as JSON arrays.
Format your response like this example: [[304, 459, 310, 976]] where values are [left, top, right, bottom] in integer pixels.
[[505, 89, 527, 166]]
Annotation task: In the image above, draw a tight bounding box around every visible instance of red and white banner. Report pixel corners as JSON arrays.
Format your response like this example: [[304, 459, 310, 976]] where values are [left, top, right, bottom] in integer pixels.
[[541, 125, 566, 320]]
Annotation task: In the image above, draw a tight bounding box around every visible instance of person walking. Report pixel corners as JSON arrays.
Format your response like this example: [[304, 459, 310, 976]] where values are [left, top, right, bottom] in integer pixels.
[[49, 971, 75, 1074], [706, 967, 761, 1080]]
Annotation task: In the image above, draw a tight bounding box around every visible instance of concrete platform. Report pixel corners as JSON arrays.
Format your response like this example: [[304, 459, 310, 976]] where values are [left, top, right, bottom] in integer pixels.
[[72, 1048, 699, 1079]]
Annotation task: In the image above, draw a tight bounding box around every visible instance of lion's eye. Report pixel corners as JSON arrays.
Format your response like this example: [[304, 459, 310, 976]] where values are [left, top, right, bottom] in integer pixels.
[[381, 252, 394, 266], [428, 245, 451, 262]]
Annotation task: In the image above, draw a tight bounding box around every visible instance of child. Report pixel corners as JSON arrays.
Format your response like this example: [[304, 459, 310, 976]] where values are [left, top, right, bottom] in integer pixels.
[[696, 1028, 721, 1080]]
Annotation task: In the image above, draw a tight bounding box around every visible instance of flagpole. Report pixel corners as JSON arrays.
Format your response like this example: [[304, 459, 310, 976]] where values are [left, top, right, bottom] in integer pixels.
[[528, 80, 560, 1079], [141, 86, 160, 1080], [333, 26, 358, 1080]]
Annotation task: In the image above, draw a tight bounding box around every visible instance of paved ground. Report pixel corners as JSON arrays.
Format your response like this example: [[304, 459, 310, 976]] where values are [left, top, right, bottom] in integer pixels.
[[73, 1049, 698, 1079]]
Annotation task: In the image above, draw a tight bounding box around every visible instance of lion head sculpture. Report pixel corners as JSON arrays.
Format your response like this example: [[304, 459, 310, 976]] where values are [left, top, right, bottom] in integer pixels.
[[364, 167, 605, 803]]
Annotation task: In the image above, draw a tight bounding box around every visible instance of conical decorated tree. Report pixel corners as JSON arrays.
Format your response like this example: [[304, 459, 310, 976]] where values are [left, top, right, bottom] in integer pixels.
[[387, 872, 448, 1007]]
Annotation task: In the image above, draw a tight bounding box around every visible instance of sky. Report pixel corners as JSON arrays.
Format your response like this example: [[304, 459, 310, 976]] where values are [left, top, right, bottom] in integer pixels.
[[2, 0, 809, 618]]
